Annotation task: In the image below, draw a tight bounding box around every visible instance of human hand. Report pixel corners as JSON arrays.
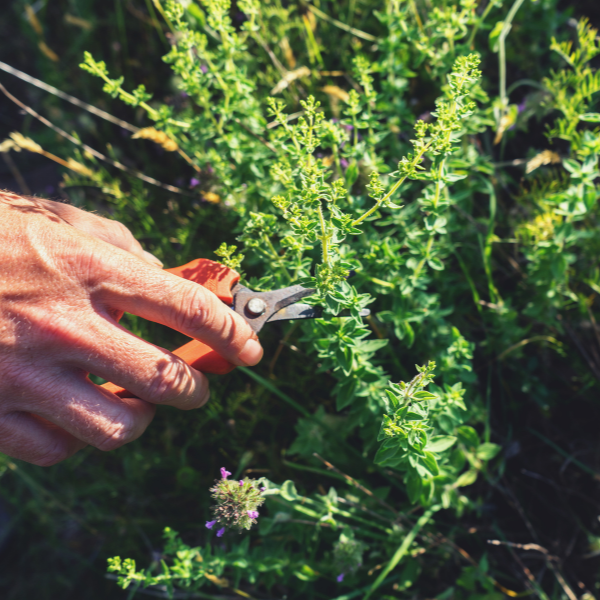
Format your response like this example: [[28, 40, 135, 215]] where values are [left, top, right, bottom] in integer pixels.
[[0, 193, 263, 466]]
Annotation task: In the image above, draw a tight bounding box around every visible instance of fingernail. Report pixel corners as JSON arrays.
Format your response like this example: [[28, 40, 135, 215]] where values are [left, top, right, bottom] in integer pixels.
[[238, 338, 263, 366], [143, 251, 164, 268]]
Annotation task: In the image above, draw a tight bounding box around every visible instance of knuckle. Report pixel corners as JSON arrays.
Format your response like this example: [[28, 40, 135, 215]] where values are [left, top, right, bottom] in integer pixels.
[[110, 220, 134, 241], [32, 441, 72, 467], [144, 359, 196, 405], [175, 286, 215, 334], [96, 410, 138, 452]]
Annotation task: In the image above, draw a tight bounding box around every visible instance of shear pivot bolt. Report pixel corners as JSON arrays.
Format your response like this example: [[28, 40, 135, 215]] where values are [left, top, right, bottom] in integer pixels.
[[246, 297, 267, 317]]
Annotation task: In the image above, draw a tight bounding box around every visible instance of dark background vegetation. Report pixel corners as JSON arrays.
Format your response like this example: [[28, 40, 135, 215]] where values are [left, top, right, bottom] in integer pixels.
[[2, 1, 600, 599]]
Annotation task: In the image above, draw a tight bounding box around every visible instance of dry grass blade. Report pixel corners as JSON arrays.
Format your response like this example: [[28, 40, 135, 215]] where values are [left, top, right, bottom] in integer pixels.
[[0, 83, 195, 197], [0, 60, 139, 132], [305, 3, 378, 42], [271, 66, 311, 95], [488, 540, 577, 600]]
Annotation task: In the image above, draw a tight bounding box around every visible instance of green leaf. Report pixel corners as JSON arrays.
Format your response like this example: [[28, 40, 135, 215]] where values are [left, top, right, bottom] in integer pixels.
[[562, 158, 580, 174], [476, 443, 501, 460], [336, 378, 357, 410], [444, 172, 468, 183], [457, 425, 479, 449], [419, 451, 440, 476], [335, 345, 353, 374], [405, 403, 428, 420], [413, 391, 437, 401], [374, 443, 400, 466], [405, 471, 422, 503], [426, 435, 457, 453], [488, 21, 506, 53], [293, 564, 319, 581], [359, 339, 389, 353], [427, 257, 445, 271], [579, 113, 600, 122], [345, 160, 359, 187], [385, 389, 400, 410], [280, 480, 299, 501], [456, 469, 478, 487]]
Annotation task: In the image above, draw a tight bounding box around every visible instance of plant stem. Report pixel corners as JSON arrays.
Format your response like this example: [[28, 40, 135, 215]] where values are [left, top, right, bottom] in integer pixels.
[[467, 0, 499, 48], [352, 136, 435, 227], [306, 3, 378, 42], [364, 505, 440, 599], [408, 0, 424, 32], [144, 0, 168, 45], [480, 184, 501, 304], [317, 200, 330, 266], [498, 0, 527, 110], [412, 234, 435, 282], [152, 0, 176, 33]]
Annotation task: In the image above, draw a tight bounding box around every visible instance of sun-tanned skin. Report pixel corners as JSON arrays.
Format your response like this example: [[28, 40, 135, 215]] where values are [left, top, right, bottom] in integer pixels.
[[0, 192, 263, 466]]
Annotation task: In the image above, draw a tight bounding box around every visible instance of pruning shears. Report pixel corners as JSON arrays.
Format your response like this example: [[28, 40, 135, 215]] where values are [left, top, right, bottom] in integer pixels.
[[103, 258, 369, 398]]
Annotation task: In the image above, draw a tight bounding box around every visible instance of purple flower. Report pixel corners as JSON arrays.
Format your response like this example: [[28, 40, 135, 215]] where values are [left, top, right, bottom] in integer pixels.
[[344, 124, 354, 131], [200, 64, 208, 74], [220, 467, 231, 479], [337, 573, 345, 583], [247, 510, 259, 519], [217, 527, 225, 538], [239, 480, 244, 486], [260, 487, 266, 492], [340, 158, 349, 170], [190, 177, 200, 188], [205, 520, 216, 529], [518, 99, 527, 114]]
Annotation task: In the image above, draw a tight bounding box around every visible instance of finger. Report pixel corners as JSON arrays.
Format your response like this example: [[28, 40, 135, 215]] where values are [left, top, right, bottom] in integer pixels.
[[17, 370, 157, 450], [0, 411, 87, 467], [38, 199, 164, 267], [59, 316, 212, 409], [96, 249, 264, 367]]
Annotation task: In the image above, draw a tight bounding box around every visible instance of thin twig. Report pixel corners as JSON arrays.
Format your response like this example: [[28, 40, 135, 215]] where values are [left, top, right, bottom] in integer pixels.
[[233, 118, 277, 154], [488, 540, 577, 600], [268, 322, 300, 375], [252, 33, 288, 78], [493, 158, 528, 168], [336, 496, 393, 523], [306, 3, 378, 42], [0, 60, 199, 171], [0, 60, 138, 132], [488, 540, 558, 561], [490, 530, 548, 600], [266, 110, 304, 129], [312, 453, 398, 515], [0, 83, 195, 197]]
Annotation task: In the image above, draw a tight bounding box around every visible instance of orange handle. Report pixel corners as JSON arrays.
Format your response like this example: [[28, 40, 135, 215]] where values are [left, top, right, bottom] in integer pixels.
[[102, 259, 240, 398]]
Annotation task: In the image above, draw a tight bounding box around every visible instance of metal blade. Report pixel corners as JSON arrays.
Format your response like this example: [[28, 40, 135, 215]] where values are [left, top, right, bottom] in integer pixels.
[[267, 304, 371, 324], [231, 283, 316, 333]]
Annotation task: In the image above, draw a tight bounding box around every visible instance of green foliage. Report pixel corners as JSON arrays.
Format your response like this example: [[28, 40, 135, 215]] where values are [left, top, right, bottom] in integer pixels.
[[3, 0, 600, 598], [75, 4, 600, 598]]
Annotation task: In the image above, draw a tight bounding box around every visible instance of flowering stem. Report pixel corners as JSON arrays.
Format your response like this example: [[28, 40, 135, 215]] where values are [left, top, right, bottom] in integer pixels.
[[352, 141, 433, 227], [317, 200, 330, 266]]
